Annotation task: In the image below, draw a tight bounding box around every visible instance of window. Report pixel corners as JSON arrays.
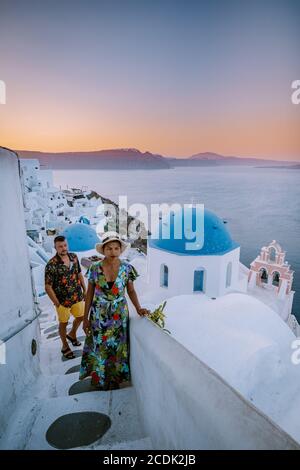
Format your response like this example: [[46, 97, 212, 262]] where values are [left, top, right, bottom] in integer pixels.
[[194, 269, 204, 292], [269, 247, 276, 262], [260, 268, 268, 284], [272, 271, 280, 287], [160, 264, 168, 287], [226, 262, 232, 288]]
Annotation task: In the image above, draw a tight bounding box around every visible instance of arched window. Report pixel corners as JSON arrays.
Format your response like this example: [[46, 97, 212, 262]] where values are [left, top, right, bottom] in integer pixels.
[[260, 268, 268, 284], [160, 264, 168, 287], [194, 269, 205, 292], [272, 271, 280, 287], [269, 247, 276, 262], [226, 262, 232, 288]]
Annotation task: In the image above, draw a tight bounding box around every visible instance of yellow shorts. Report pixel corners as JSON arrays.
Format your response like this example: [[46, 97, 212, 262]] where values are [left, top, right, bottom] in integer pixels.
[[56, 301, 85, 323]]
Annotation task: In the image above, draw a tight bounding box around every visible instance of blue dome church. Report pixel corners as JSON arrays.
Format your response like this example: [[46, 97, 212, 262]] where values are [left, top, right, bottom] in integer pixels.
[[62, 223, 100, 252], [147, 206, 241, 298]]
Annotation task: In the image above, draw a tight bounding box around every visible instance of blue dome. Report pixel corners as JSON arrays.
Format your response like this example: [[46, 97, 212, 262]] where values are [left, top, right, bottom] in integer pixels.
[[62, 223, 99, 252], [78, 215, 90, 225], [148, 207, 239, 256]]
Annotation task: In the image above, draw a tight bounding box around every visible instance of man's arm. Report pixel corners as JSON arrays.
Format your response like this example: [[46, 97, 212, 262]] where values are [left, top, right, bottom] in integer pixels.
[[45, 284, 60, 307], [45, 263, 60, 307]]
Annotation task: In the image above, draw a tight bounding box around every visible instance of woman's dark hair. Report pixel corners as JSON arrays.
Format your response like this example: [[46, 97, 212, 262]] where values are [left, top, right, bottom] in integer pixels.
[[54, 235, 66, 245]]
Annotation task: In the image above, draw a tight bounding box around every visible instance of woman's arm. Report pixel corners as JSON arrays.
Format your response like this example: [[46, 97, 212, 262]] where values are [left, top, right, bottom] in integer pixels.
[[127, 281, 149, 316], [83, 281, 95, 333]]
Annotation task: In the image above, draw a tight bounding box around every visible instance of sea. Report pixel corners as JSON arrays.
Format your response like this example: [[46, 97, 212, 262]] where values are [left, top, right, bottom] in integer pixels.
[[53, 165, 300, 320]]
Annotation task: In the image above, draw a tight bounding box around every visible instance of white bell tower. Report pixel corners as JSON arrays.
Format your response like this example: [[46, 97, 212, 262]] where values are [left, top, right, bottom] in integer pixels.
[[248, 240, 295, 324]]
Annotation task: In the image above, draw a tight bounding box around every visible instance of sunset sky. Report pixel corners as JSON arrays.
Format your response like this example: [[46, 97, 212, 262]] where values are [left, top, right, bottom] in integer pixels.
[[0, 0, 299, 160]]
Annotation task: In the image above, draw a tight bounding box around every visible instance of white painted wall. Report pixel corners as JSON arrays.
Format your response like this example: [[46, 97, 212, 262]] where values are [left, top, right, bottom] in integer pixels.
[[0, 148, 41, 437], [19, 159, 40, 190], [147, 245, 240, 298], [38, 170, 53, 190], [129, 312, 299, 450]]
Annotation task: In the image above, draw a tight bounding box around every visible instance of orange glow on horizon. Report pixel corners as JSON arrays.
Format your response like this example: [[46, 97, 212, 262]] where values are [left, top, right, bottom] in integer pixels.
[[1, 73, 299, 161], [1, 112, 299, 161], [1, 1, 299, 162]]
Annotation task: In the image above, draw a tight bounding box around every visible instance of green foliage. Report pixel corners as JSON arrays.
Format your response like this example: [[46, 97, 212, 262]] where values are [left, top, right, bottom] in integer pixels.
[[147, 301, 171, 334]]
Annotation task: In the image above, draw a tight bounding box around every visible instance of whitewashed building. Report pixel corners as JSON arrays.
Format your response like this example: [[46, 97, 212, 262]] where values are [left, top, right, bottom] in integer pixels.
[[147, 207, 299, 335]]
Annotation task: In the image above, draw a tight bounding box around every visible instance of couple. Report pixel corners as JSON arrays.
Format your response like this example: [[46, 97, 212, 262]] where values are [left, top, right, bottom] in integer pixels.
[[45, 231, 149, 390]]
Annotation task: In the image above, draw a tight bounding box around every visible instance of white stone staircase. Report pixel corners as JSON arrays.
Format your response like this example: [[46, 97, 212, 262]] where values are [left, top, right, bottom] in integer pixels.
[[0, 296, 153, 450]]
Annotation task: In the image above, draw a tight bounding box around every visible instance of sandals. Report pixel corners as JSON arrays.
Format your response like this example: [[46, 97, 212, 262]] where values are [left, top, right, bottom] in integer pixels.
[[66, 334, 81, 347], [61, 347, 75, 359]]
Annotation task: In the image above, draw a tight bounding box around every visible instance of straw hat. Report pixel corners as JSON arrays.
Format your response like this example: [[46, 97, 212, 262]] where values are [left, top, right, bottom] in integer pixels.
[[95, 231, 130, 255]]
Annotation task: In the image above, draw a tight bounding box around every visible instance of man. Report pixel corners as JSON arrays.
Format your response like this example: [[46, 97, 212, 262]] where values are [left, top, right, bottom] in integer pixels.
[[45, 235, 86, 359]]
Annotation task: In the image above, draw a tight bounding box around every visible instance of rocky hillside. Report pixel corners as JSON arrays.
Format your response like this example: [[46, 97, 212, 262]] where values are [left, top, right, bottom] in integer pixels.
[[17, 148, 170, 170]]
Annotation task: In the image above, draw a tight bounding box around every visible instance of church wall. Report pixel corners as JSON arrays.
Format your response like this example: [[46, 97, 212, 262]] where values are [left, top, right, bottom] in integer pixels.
[[147, 245, 240, 298]]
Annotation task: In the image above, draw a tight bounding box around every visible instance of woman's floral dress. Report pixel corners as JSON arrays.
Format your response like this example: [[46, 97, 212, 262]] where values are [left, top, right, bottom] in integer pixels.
[[79, 259, 139, 389]]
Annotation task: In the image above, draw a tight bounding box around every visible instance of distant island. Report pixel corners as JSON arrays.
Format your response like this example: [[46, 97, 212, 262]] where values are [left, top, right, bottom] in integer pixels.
[[16, 148, 299, 170], [167, 152, 299, 168], [17, 148, 170, 170]]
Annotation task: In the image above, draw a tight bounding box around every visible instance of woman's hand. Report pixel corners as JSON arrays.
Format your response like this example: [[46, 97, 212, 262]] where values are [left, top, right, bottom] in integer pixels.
[[83, 317, 91, 335], [136, 307, 150, 317]]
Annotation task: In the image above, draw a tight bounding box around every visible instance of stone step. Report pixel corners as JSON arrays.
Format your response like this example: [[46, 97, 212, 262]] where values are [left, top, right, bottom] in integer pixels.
[[1, 387, 147, 450], [69, 378, 132, 395]]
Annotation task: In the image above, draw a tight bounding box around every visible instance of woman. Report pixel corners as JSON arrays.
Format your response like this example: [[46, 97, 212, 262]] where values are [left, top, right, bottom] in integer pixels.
[[79, 231, 150, 390]]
